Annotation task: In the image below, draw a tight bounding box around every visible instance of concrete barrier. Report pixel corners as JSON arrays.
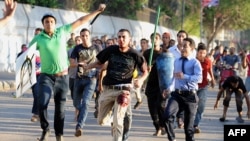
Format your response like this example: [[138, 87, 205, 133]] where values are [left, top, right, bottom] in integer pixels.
[[0, 1, 204, 73]]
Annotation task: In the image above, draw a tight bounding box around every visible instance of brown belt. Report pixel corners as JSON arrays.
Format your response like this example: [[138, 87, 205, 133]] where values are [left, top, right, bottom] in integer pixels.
[[53, 69, 68, 77], [105, 85, 131, 91]]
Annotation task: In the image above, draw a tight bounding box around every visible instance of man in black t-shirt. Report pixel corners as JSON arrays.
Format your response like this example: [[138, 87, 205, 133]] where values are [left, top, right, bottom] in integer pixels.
[[143, 32, 166, 136], [69, 28, 100, 137], [86, 29, 148, 141], [214, 75, 250, 122]]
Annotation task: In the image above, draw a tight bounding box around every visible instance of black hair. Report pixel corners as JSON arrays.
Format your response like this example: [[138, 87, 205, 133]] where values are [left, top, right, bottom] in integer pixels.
[[229, 76, 239, 83], [140, 38, 148, 43], [21, 44, 27, 48], [183, 37, 195, 49], [118, 29, 131, 37], [41, 14, 57, 23], [197, 42, 206, 51], [80, 28, 90, 34], [177, 30, 188, 38], [35, 28, 42, 32], [150, 32, 161, 40]]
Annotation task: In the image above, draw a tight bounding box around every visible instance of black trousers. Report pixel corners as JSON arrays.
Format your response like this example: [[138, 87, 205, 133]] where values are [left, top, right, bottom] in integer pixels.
[[146, 89, 166, 131], [164, 91, 198, 141]]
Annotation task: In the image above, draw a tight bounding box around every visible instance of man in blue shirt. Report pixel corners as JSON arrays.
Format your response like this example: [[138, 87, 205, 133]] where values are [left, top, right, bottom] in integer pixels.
[[221, 47, 240, 74], [163, 37, 202, 141]]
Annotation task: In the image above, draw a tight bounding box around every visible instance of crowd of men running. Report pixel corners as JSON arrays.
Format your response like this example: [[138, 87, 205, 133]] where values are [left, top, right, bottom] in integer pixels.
[[2, 1, 250, 141]]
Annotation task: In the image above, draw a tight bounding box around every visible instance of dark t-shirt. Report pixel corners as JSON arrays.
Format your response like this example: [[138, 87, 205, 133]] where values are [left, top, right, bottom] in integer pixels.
[[70, 44, 99, 78], [97, 45, 146, 85], [222, 76, 246, 93], [143, 49, 161, 95]]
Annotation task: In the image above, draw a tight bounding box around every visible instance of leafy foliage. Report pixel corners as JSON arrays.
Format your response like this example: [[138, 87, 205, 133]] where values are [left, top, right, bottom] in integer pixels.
[[16, 0, 59, 8], [91, 0, 147, 19]]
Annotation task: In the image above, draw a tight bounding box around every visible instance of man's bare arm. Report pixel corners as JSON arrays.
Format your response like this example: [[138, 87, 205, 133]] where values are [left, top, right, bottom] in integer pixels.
[[0, 0, 17, 28], [71, 4, 106, 31]]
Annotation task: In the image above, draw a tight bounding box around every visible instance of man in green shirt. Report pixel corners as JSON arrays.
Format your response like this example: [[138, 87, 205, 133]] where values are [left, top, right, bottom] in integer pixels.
[[29, 4, 106, 141]]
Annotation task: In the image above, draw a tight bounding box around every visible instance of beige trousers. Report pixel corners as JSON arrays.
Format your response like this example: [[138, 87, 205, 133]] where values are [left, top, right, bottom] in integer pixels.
[[97, 88, 131, 141]]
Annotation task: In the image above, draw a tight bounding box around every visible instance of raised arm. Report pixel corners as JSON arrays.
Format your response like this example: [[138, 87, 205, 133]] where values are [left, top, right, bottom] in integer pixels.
[[71, 4, 106, 31], [0, 0, 17, 28], [241, 53, 248, 69]]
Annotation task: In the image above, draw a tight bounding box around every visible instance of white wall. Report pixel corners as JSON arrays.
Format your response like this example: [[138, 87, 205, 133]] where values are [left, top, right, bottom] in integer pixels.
[[0, 2, 202, 72]]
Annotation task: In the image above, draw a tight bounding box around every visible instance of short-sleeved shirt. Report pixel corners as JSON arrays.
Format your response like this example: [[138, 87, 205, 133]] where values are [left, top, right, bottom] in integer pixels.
[[222, 54, 240, 66], [198, 57, 212, 88], [222, 76, 246, 93], [29, 24, 72, 74], [97, 45, 146, 85], [70, 44, 99, 78]]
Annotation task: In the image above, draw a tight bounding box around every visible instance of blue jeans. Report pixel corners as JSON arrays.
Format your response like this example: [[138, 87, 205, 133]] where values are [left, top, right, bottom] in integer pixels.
[[73, 77, 97, 129], [31, 74, 40, 115], [245, 76, 250, 92], [69, 77, 75, 100], [194, 87, 208, 127], [38, 73, 68, 136]]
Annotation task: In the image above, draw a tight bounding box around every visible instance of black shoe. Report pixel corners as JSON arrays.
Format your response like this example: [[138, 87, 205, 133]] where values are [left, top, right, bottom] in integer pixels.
[[219, 117, 226, 122], [94, 110, 98, 118], [134, 101, 142, 109], [38, 130, 50, 141]]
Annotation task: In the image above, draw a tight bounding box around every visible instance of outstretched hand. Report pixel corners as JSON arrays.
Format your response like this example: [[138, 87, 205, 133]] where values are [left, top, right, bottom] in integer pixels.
[[214, 101, 219, 110], [3, 0, 17, 18], [210, 79, 216, 88]]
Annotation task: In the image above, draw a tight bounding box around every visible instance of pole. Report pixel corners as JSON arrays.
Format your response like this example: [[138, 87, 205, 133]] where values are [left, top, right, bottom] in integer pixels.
[[200, 0, 203, 42], [148, 6, 161, 67], [181, 0, 185, 30]]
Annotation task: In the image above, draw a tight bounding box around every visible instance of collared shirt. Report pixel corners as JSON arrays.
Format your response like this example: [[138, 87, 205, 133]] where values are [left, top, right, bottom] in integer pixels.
[[29, 24, 72, 74], [169, 45, 181, 59], [169, 45, 197, 59], [168, 45, 198, 91], [173, 56, 202, 90]]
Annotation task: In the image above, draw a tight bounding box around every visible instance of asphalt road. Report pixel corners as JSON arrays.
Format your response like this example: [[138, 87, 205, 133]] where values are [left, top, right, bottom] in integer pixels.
[[0, 86, 249, 141], [0, 71, 15, 81]]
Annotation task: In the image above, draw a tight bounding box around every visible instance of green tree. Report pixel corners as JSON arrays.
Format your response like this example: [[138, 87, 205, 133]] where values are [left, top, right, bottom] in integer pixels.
[[202, 0, 250, 48], [92, 0, 147, 19], [158, 0, 250, 49], [16, 0, 59, 8]]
